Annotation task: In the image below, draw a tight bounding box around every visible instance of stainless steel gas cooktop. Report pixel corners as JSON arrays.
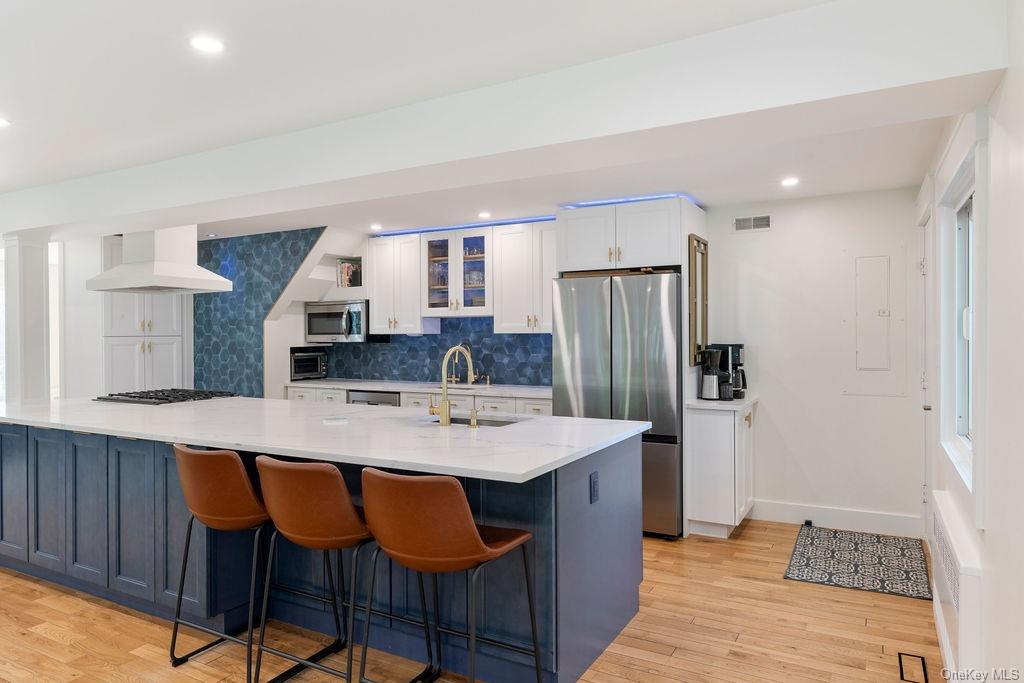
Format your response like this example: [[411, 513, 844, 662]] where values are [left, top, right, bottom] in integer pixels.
[[94, 389, 236, 405]]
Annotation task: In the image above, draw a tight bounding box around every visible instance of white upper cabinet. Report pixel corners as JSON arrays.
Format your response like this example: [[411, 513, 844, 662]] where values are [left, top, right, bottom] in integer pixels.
[[368, 234, 438, 335], [368, 236, 396, 334], [493, 222, 557, 334], [105, 293, 148, 336], [556, 205, 615, 272], [101, 236, 184, 336], [533, 222, 558, 333], [614, 198, 682, 268], [146, 295, 183, 336], [393, 234, 426, 334], [421, 228, 493, 317], [555, 198, 703, 272]]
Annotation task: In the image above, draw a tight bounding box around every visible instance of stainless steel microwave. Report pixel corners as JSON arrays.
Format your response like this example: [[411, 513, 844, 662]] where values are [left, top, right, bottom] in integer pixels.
[[290, 347, 328, 380], [305, 300, 369, 343]]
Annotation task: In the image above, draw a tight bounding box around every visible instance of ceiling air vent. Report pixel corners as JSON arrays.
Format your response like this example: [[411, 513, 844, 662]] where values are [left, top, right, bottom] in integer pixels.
[[734, 215, 771, 233]]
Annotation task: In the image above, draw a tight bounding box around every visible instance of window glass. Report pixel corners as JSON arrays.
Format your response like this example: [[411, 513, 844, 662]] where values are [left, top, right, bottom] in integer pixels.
[[954, 196, 973, 439]]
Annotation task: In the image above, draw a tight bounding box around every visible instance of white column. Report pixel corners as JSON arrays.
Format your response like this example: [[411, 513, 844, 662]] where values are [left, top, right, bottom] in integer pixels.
[[4, 233, 49, 402]]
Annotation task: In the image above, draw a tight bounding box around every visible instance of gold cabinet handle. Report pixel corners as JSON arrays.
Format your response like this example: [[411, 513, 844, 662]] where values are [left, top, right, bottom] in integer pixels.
[[147, 341, 152, 353], [147, 320, 152, 331], [140, 342, 145, 353], [617, 246, 622, 262], [744, 412, 752, 428], [608, 247, 613, 262], [139, 320, 145, 332]]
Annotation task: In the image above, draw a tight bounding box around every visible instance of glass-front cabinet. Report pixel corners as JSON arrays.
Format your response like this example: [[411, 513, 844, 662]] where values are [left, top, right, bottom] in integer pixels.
[[421, 228, 493, 316]]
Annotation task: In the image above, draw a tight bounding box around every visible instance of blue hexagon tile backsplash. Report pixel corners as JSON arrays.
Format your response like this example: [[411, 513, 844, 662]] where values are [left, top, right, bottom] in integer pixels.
[[194, 227, 325, 396], [327, 316, 551, 386], [194, 227, 551, 395]]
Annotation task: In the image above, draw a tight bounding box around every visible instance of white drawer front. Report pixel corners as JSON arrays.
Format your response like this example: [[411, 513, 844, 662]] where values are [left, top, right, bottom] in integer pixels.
[[316, 389, 347, 403], [401, 392, 432, 408], [476, 397, 516, 413], [516, 398, 552, 416], [433, 394, 474, 412], [287, 387, 315, 401]]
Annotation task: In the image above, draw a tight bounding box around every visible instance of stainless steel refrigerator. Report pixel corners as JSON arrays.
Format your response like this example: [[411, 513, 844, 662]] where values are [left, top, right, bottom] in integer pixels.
[[552, 273, 684, 536]]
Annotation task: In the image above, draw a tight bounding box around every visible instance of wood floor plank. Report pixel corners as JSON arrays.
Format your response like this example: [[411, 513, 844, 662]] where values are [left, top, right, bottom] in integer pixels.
[[0, 520, 941, 681]]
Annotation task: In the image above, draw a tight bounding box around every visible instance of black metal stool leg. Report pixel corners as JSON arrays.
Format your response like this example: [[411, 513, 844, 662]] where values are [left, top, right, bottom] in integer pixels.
[[358, 546, 383, 683], [430, 574, 442, 672], [467, 564, 485, 683], [245, 524, 267, 682], [170, 516, 226, 666], [410, 572, 441, 683], [253, 530, 279, 683], [346, 541, 367, 681], [521, 544, 542, 682]]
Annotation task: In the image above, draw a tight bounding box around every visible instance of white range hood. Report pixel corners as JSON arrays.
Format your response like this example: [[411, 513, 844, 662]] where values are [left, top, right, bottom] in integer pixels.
[[87, 225, 232, 294]]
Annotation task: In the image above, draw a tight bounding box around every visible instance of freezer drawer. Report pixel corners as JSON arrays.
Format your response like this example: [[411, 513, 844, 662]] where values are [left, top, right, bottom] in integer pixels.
[[641, 441, 683, 536]]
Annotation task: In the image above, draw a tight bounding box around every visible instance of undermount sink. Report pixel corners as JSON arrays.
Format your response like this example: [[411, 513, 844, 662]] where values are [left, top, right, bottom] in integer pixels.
[[430, 416, 519, 427]]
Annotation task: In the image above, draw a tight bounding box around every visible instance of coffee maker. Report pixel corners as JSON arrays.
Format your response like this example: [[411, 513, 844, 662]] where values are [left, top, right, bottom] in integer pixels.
[[698, 348, 732, 400], [709, 343, 747, 399]]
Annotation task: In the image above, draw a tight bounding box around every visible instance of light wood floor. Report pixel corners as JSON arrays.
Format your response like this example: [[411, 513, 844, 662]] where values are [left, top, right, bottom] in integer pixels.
[[0, 520, 941, 682]]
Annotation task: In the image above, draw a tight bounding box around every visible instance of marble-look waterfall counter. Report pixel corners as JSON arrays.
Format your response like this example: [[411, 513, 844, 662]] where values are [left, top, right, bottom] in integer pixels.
[[0, 397, 648, 682]]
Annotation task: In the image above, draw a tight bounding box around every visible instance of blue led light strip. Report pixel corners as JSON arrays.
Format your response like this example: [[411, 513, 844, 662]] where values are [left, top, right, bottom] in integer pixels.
[[559, 192, 698, 209], [374, 214, 556, 237]]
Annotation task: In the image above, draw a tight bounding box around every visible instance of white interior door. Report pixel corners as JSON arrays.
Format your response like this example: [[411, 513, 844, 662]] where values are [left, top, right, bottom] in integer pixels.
[[145, 337, 183, 389], [493, 224, 534, 333], [368, 237, 396, 333], [145, 294, 183, 336], [533, 222, 558, 333], [103, 338, 145, 393], [556, 206, 616, 272], [615, 198, 682, 268]]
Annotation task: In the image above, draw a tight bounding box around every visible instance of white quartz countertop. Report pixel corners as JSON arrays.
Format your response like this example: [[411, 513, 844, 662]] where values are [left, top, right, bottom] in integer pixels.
[[685, 394, 759, 412], [0, 397, 644, 483], [286, 378, 552, 399]]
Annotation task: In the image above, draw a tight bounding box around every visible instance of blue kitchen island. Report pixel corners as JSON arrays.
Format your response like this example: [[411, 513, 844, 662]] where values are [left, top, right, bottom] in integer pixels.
[[0, 397, 648, 682]]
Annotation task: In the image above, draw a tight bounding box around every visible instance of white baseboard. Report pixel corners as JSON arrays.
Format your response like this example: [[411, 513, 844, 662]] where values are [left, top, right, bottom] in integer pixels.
[[751, 498, 925, 537], [926, 537, 955, 673]]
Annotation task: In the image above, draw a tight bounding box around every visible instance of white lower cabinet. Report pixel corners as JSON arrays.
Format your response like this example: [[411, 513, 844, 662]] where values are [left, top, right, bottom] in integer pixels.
[[476, 397, 516, 413], [103, 337, 182, 393], [315, 389, 346, 403], [431, 393, 475, 412], [688, 401, 756, 538], [401, 392, 432, 409], [515, 398, 553, 416], [287, 387, 316, 401]]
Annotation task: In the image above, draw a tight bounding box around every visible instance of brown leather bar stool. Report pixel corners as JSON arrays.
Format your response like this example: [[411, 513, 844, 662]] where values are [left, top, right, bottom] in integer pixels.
[[253, 456, 374, 683], [359, 467, 542, 683], [170, 445, 271, 683]]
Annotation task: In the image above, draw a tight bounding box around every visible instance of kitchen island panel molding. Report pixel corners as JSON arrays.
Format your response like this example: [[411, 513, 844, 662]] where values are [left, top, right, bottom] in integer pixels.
[[0, 402, 645, 683]]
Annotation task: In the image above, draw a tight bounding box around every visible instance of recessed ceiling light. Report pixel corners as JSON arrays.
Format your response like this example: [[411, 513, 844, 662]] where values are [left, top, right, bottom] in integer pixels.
[[190, 35, 225, 54], [781, 176, 800, 187], [0, 118, 10, 128], [477, 211, 491, 219], [206, 233, 218, 238], [370, 224, 382, 232]]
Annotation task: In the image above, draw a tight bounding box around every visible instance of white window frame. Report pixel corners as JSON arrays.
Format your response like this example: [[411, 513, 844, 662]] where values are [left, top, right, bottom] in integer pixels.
[[935, 111, 989, 532]]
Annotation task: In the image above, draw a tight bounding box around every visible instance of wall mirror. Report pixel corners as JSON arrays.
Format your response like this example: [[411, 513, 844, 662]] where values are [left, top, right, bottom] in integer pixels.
[[688, 234, 708, 366]]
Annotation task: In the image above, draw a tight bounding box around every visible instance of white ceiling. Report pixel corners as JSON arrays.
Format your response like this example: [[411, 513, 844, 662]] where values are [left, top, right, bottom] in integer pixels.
[[0, 0, 831, 193], [200, 116, 949, 239]]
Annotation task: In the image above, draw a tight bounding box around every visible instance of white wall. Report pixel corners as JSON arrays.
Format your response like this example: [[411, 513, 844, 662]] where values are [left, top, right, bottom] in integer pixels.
[[61, 236, 104, 398], [976, 3, 1024, 669], [707, 188, 924, 535]]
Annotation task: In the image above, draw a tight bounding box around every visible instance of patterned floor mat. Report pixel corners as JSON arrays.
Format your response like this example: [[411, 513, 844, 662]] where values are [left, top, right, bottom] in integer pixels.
[[784, 525, 932, 600]]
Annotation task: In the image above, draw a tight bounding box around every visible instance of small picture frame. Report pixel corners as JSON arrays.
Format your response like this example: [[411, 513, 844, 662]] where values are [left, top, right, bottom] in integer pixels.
[[336, 256, 362, 288]]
